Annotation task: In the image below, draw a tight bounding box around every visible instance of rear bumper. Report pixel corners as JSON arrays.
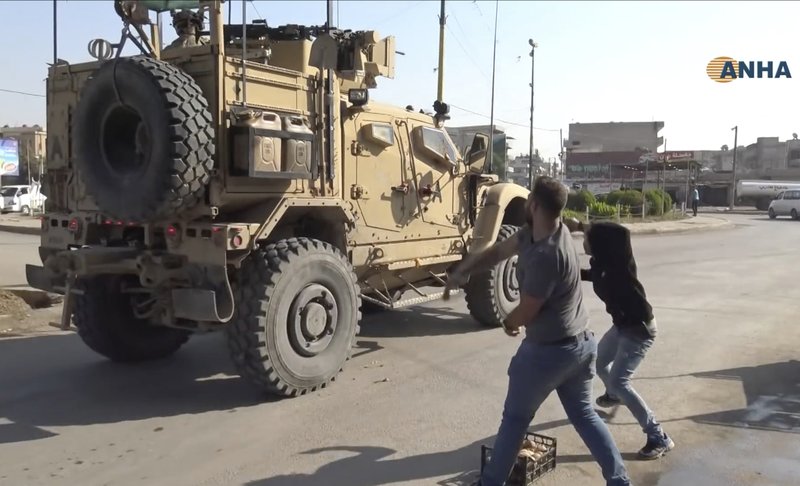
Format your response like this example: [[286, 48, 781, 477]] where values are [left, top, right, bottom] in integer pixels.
[[26, 246, 235, 323]]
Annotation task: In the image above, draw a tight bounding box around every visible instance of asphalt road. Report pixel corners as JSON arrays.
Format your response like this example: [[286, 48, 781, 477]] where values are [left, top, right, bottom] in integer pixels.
[[1, 213, 799, 486], [0, 230, 38, 289]]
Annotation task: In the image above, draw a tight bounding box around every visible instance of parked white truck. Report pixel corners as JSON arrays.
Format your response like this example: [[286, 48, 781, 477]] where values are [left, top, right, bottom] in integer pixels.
[[736, 180, 800, 210]]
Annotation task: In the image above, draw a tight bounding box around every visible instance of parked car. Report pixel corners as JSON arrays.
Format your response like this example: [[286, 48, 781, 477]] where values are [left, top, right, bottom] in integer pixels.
[[767, 190, 800, 220], [0, 184, 46, 214]]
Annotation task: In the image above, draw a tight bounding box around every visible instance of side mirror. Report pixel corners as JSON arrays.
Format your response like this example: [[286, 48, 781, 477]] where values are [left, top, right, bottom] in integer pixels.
[[466, 133, 489, 173]]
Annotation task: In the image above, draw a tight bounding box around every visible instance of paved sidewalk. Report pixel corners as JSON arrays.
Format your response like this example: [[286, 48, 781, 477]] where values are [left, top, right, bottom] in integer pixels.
[[0, 214, 41, 235]]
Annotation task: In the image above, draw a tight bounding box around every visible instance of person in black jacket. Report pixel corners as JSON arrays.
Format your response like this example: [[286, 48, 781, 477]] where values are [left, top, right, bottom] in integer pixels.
[[578, 220, 675, 460]]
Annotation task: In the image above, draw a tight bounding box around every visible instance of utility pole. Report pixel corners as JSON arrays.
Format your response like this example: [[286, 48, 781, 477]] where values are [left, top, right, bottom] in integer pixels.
[[527, 39, 537, 189], [559, 128, 564, 180], [436, 0, 446, 104], [487, 0, 499, 174], [729, 125, 738, 210]]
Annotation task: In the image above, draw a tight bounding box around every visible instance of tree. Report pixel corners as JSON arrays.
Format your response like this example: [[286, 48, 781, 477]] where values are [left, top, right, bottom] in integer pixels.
[[721, 144, 729, 151]]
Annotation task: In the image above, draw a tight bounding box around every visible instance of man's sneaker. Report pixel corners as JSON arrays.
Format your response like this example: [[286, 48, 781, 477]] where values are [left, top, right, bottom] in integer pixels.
[[638, 433, 675, 460], [595, 392, 621, 408]]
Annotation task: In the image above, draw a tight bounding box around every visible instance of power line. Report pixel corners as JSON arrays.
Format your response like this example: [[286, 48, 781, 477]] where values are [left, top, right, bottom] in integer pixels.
[[249, 0, 264, 21], [449, 103, 560, 132], [374, 1, 425, 28], [444, 24, 490, 84], [0, 88, 46, 98]]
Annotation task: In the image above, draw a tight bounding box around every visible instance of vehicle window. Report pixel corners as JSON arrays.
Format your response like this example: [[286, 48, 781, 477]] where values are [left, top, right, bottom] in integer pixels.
[[415, 126, 459, 165], [776, 192, 784, 200], [362, 122, 395, 147], [0, 187, 16, 197], [19, 187, 28, 195]]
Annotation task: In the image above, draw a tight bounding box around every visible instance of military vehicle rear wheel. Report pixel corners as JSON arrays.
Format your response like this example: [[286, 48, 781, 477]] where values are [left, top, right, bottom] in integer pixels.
[[72, 276, 191, 362], [227, 238, 361, 397], [464, 224, 521, 327], [73, 56, 215, 222]]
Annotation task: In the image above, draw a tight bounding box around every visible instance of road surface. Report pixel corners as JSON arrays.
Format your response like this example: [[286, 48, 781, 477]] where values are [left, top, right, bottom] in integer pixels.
[[0, 213, 798, 486]]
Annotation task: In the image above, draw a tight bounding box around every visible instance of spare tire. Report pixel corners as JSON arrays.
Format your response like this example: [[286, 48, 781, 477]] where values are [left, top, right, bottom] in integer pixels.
[[73, 56, 215, 222]]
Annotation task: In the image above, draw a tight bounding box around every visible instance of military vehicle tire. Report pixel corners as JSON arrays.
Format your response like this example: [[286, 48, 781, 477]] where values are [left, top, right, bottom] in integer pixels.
[[72, 276, 191, 362], [464, 224, 521, 327], [73, 56, 214, 222], [227, 238, 361, 397]]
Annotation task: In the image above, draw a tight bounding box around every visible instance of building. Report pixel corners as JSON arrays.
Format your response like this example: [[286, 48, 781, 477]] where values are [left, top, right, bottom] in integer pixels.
[[0, 124, 47, 185], [565, 121, 664, 153], [505, 153, 553, 189], [564, 121, 664, 188]]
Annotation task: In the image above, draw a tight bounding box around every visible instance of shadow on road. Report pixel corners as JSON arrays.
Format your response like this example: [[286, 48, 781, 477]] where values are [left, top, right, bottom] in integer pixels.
[[358, 305, 488, 338], [243, 416, 641, 486], [687, 360, 800, 434], [0, 305, 484, 445], [628, 360, 800, 435]]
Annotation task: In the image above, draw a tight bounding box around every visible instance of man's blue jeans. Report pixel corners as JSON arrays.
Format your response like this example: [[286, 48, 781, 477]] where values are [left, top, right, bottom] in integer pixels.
[[597, 325, 664, 440], [480, 331, 631, 486]]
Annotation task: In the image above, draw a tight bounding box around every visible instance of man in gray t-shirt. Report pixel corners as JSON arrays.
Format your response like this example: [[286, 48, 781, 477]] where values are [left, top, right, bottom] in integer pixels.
[[447, 177, 630, 486], [515, 222, 588, 344]]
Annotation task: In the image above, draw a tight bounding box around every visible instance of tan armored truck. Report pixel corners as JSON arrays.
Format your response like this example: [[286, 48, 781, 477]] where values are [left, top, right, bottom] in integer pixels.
[[27, 0, 530, 397]]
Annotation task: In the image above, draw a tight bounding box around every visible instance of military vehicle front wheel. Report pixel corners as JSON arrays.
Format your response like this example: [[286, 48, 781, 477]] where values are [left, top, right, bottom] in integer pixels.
[[464, 224, 521, 327], [227, 238, 361, 397], [72, 276, 191, 362]]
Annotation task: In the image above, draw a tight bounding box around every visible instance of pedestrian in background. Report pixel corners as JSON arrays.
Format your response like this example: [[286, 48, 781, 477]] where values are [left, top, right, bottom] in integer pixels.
[[447, 177, 631, 486], [579, 221, 675, 460], [691, 185, 700, 217]]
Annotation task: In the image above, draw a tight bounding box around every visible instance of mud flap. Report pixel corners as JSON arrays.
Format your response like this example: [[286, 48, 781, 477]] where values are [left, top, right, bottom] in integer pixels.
[[26, 264, 59, 293], [172, 266, 235, 323]]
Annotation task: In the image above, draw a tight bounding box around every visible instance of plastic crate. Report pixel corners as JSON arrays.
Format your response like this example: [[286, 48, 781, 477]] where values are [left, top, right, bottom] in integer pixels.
[[480, 432, 557, 486]]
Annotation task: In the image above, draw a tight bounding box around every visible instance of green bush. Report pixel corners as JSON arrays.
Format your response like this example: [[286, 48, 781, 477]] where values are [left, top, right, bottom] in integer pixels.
[[643, 189, 674, 215], [566, 190, 596, 212], [644, 190, 663, 216], [656, 189, 673, 212], [595, 193, 608, 204], [588, 201, 618, 219]]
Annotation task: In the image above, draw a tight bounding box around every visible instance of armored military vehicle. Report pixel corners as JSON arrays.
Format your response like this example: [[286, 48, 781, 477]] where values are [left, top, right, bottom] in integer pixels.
[[27, 0, 530, 397]]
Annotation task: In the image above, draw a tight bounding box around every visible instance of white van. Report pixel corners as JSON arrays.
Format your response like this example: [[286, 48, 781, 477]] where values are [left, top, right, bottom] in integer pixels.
[[767, 190, 800, 220], [0, 184, 46, 215]]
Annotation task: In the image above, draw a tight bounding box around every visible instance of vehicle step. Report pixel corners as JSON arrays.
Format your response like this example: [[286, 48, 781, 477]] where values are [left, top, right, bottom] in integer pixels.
[[361, 289, 461, 310]]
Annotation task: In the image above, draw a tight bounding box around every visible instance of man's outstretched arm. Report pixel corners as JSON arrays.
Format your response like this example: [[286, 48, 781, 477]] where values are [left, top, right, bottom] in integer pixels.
[[445, 234, 520, 292]]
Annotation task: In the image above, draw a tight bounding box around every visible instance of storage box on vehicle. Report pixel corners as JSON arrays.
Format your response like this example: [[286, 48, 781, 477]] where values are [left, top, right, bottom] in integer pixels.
[[232, 109, 282, 176], [283, 115, 313, 174]]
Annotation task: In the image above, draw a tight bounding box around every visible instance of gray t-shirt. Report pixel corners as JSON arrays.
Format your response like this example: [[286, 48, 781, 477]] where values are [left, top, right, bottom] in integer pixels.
[[515, 222, 589, 344]]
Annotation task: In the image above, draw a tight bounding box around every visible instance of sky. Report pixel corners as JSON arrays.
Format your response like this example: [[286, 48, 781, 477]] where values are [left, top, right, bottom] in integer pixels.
[[1, 0, 799, 163]]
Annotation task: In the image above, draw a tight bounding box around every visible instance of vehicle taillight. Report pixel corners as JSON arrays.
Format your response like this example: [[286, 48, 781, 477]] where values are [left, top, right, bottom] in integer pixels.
[[166, 224, 180, 240], [68, 218, 81, 234]]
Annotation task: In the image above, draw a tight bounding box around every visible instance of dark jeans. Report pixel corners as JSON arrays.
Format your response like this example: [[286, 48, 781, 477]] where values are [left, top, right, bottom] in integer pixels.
[[480, 331, 631, 486], [691, 200, 698, 216]]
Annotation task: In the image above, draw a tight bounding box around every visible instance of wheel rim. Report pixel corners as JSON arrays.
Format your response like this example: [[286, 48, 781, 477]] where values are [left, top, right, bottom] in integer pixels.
[[288, 283, 338, 357], [493, 255, 520, 317], [100, 104, 150, 178], [501, 256, 520, 302]]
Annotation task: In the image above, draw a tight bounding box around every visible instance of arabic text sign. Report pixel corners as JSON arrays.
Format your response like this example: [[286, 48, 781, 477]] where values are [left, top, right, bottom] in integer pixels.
[[0, 138, 19, 176]]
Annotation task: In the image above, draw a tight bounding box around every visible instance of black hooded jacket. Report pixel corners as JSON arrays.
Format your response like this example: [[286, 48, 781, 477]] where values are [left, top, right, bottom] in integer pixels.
[[581, 222, 656, 340]]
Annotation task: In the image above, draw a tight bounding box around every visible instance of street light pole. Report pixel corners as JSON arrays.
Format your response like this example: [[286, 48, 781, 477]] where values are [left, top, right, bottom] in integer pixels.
[[528, 39, 537, 189], [487, 0, 499, 174], [729, 125, 738, 210]]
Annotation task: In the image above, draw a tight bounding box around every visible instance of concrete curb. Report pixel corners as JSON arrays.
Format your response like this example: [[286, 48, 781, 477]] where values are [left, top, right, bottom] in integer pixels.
[[0, 224, 41, 236], [570, 216, 735, 239]]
